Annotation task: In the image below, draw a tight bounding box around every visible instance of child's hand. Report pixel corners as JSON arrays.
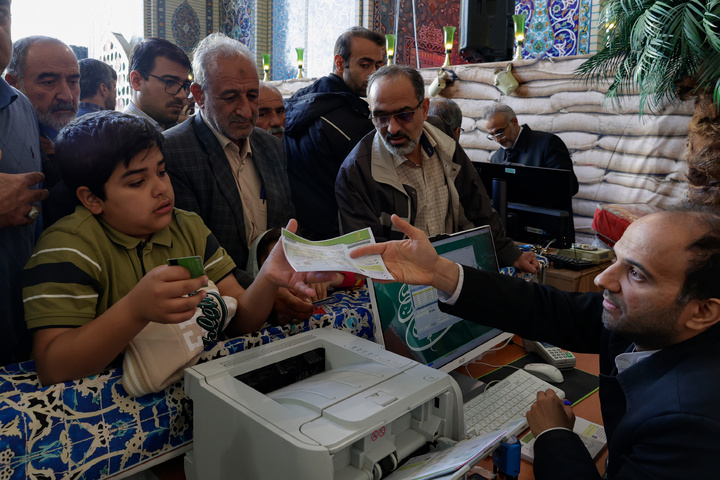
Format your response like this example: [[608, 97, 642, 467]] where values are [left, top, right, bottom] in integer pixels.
[[309, 281, 331, 300], [308, 272, 346, 300], [125, 265, 209, 325], [259, 219, 340, 297]]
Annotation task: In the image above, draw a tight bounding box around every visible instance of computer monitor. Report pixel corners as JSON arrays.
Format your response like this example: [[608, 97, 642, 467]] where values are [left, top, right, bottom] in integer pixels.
[[475, 162, 576, 248], [369, 226, 514, 375]]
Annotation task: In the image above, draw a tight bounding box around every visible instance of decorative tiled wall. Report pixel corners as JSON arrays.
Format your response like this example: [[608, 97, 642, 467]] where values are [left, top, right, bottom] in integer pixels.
[[141, 0, 600, 79], [374, 0, 595, 69], [221, 0, 254, 48], [516, 0, 592, 58], [270, 56, 692, 243], [144, 0, 216, 52], [143, 0, 270, 73]]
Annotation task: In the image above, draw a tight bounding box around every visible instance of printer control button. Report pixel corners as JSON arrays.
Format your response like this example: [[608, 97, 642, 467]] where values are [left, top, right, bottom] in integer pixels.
[[424, 374, 440, 382]]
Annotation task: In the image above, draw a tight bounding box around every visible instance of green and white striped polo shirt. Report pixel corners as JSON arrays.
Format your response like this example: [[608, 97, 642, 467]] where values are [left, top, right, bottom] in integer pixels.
[[23, 207, 236, 330]]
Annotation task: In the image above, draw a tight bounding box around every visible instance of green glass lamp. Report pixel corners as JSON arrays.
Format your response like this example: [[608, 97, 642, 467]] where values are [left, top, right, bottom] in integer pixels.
[[385, 34, 396, 66], [442, 26, 456, 68], [512, 14, 526, 61], [296, 48, 305, 78], [261, 53, 271, 81]]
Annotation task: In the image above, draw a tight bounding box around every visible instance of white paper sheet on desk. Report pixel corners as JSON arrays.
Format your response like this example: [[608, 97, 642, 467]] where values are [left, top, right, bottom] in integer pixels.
[[281, 227, 394, 280], [385, 418, 525, 480]]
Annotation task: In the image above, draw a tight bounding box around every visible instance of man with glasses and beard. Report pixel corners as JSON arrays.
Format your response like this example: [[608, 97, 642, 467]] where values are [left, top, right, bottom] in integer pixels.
[[125, 37, 191, 131], [336, 65, 538, 272], [164, 33, 305, 325], [483, 104, 578, 195], [5, 36, 80, 226]]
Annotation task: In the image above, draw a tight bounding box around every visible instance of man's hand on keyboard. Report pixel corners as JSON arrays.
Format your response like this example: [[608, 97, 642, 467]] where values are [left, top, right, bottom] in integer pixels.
[[527, 389, 575, 436]]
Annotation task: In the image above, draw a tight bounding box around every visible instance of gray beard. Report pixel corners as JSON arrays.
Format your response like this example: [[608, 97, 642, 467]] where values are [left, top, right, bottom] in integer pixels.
[[37, 109, 77, 131], [381, 135, 418, 157]]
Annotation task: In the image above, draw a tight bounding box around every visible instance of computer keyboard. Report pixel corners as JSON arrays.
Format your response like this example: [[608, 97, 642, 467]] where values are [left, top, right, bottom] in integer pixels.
[[463, 368, 565, 438]]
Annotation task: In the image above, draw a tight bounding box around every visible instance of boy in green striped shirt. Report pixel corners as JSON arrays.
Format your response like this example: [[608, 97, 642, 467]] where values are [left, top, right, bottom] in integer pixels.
[[23, 111, 323, 388]]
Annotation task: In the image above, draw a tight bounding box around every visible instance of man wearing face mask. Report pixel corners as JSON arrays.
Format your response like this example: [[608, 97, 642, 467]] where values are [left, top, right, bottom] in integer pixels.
[[336, 65, 539, 273]]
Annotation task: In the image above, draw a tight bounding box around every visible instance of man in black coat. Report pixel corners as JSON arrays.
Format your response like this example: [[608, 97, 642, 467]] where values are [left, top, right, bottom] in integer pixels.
[[484, 104, 579, 196], [284, 27, 384, 240], [351, 207, 720, 480]]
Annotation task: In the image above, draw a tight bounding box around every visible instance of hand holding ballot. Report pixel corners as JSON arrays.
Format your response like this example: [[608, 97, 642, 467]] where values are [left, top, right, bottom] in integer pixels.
[[281, 225, 394, 281], [348, 215, 461, 295]]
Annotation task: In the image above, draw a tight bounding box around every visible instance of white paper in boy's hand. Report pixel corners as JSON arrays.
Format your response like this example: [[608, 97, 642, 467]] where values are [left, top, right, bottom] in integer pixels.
[[281, 227, 394, 281]]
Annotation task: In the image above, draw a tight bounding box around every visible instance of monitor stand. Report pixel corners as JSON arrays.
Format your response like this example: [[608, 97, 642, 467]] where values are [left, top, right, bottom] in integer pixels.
[[449, 370, 487, 404]]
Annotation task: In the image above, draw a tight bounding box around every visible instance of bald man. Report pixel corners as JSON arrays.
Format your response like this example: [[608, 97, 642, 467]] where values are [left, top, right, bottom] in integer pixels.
[[352, 206, 720, 480]]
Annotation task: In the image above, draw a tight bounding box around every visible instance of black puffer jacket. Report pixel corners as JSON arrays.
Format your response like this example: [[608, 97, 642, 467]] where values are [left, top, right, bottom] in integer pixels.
[[284, 74, 374, 240]]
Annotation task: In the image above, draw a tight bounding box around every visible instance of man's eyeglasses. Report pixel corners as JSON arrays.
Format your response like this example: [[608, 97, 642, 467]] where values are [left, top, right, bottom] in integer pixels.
[[486, 122, 511, 141], [369, 101, 423, 128], [144, 72, 192, 96]]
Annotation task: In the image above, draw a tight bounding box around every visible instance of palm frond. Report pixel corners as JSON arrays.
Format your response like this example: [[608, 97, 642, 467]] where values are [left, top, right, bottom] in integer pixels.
[[575, 0, 720, 114]]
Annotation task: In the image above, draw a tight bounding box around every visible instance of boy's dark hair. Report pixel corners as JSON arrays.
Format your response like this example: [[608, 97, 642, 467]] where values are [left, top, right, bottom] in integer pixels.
[[129, 37, 191, 78], [55, 111, 164, 201], [79, 58, 117, 99]]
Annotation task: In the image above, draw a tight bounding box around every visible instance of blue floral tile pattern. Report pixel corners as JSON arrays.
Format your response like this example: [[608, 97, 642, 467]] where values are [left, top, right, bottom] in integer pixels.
[[221, 0, 253, 45], [516, 0, 591, 59], [373, 0, 592, 65], [172, 1, 202, 52], [0, 287, 373, 479]]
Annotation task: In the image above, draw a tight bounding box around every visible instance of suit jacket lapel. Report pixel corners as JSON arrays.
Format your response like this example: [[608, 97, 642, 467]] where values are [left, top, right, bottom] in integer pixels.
[[193, 115, 248, 247], [514, 125, 531, 154]]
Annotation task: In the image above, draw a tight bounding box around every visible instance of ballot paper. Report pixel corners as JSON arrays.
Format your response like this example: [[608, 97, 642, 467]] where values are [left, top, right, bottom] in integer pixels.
[[281, 227, 394, 281], [384, 418, 526, 480]]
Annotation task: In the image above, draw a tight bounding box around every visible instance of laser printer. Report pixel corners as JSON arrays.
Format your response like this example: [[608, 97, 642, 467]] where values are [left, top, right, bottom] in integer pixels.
[[184, 328, 463, 480]]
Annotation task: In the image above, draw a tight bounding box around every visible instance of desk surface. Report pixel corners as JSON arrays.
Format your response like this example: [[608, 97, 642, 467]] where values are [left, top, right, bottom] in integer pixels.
[[463, 336, 607, 479]]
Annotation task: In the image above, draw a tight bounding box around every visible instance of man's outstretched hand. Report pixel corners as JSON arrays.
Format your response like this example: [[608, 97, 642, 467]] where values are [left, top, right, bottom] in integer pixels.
[[349, 215, 460, 295]]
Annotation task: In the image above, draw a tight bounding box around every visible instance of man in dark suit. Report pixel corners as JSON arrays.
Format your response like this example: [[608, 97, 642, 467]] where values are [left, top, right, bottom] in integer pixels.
[[351, 207, 720, 479], [164, 33, 308, 323], [484, 104, 579, 196]]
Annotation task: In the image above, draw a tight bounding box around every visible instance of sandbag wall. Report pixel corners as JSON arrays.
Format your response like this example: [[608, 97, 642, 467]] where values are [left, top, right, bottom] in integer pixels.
[[275, 55, 694, 242]]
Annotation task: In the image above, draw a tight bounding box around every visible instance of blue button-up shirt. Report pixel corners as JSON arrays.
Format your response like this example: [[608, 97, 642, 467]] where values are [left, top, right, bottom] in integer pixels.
[[0, 77, 41, 364]]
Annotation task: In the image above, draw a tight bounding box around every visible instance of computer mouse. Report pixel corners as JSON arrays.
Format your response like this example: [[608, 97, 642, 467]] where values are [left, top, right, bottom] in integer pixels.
[[524, 363, 564, 384]]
